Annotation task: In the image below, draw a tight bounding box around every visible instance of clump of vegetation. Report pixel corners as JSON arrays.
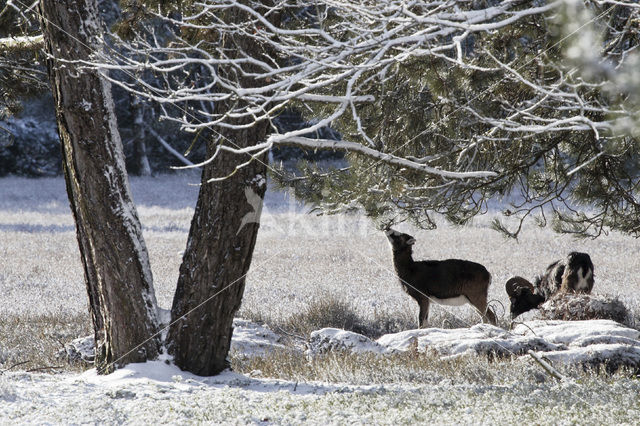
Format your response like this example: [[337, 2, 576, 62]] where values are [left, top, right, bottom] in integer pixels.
[[0, 313, 91, 374], [243, 295, 420, 340], [538, 294, 631, 326], [283, 296, 366, 336], [231, 346, 639, 386], [232, 349, 501, 385], [242, 294, 511, 344]]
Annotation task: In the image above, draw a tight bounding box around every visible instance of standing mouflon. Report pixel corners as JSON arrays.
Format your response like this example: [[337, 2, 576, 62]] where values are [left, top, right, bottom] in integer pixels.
[[386, 229, 496, 328]]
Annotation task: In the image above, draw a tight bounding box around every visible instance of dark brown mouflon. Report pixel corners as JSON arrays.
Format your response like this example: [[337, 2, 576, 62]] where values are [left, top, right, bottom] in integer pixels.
[[386, 229, 496, 328]]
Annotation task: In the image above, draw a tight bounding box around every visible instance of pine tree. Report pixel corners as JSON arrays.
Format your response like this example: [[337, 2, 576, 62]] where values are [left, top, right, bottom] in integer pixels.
[[273, 1, 640, 239]]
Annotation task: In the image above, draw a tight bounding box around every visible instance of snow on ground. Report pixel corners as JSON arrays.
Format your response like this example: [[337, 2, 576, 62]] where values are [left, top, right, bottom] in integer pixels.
[[230, 319, 289, 358], [2, 325, 640, 424], [59, 319, 291, 365], [308, 320, 640, 370], [2, 358, 640, 424], [2, 175, 640, 423], [512, 320, 640, 346]]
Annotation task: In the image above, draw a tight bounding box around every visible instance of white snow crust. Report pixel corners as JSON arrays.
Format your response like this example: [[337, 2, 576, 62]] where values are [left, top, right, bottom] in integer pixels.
[[3, 319, 640, 423], [230, 319, 288, 357], [4, 358, 639, 425], [308, 320, 640, 368]]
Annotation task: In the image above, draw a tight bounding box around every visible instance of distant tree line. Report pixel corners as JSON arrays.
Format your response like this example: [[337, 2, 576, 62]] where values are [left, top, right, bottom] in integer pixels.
[[0, 1, 338, 177]]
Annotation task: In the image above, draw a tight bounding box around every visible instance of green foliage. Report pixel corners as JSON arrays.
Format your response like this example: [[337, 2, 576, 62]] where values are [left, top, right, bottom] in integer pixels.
[[0, 4, 47, 117], [115, 0, 181, 39], [281, 1, 640, 239]]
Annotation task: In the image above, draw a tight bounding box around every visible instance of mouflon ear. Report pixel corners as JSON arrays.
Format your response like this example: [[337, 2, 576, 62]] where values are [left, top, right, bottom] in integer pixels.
[[384, 229, 395, 242], [385, 228, 399, 237], [505, 276, 534, 297]]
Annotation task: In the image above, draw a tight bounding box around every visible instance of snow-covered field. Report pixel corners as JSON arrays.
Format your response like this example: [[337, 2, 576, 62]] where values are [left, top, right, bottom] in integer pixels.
[[2, 173, 638, 324], [2, 359, 640, 424], [1, 174, 640, 423]]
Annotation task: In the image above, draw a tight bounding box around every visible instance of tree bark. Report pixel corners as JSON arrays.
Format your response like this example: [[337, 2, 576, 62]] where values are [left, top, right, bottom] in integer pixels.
[[166, 3, 276, 375], [167, 130, 268, 375], [131, 94, 152, 176], [40, 0, 160, 373]]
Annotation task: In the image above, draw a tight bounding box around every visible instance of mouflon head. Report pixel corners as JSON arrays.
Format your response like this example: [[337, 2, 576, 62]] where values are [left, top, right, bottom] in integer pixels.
[[385, 229, 416, 252], [505, 276, 545, 318]]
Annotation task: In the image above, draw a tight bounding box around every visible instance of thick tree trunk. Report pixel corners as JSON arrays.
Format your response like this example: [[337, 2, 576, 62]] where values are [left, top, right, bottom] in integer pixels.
[[167, 129, 268, 375], [166, 3, 276, 376], [40, 0, 160, 373]]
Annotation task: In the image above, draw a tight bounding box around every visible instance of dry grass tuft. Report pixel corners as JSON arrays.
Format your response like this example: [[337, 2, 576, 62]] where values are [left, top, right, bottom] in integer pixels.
[[537, 293, 631, 325], [231, 348, 503, 385], [0, 312, 91, 373], [231, 346, 639, 386], [242, 295, 417, 339]]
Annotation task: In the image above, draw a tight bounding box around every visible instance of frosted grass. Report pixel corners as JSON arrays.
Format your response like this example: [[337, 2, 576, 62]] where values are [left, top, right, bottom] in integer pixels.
[[0, 174, 638, 326], [1, 174, 640, 424], [1, 362, 639, 424]]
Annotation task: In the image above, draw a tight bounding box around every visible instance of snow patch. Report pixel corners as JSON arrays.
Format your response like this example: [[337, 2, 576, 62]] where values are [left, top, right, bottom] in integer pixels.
[[376, 324, 563, 358], [511, 320, 640, 345], [57, 319, 288, 364], [307, 320, 640, 369], [530, 344, 640, 372], [307, 328, 388, 356], [230, 319, 288, 357], [56, 335, 95, 364]]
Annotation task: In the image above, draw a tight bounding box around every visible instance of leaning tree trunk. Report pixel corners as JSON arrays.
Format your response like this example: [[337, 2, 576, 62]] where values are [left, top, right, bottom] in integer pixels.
[[40, 0, 160, 373], [166, 126, 268, 375], [166, 3, 276, 376]]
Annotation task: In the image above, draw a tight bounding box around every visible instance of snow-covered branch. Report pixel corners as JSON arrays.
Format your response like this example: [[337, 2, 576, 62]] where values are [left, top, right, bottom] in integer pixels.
[[83, 0, 638, 183], [276, 137, 498, 179], [145, 126, 197, 168], [0, 35, 43, 52]]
